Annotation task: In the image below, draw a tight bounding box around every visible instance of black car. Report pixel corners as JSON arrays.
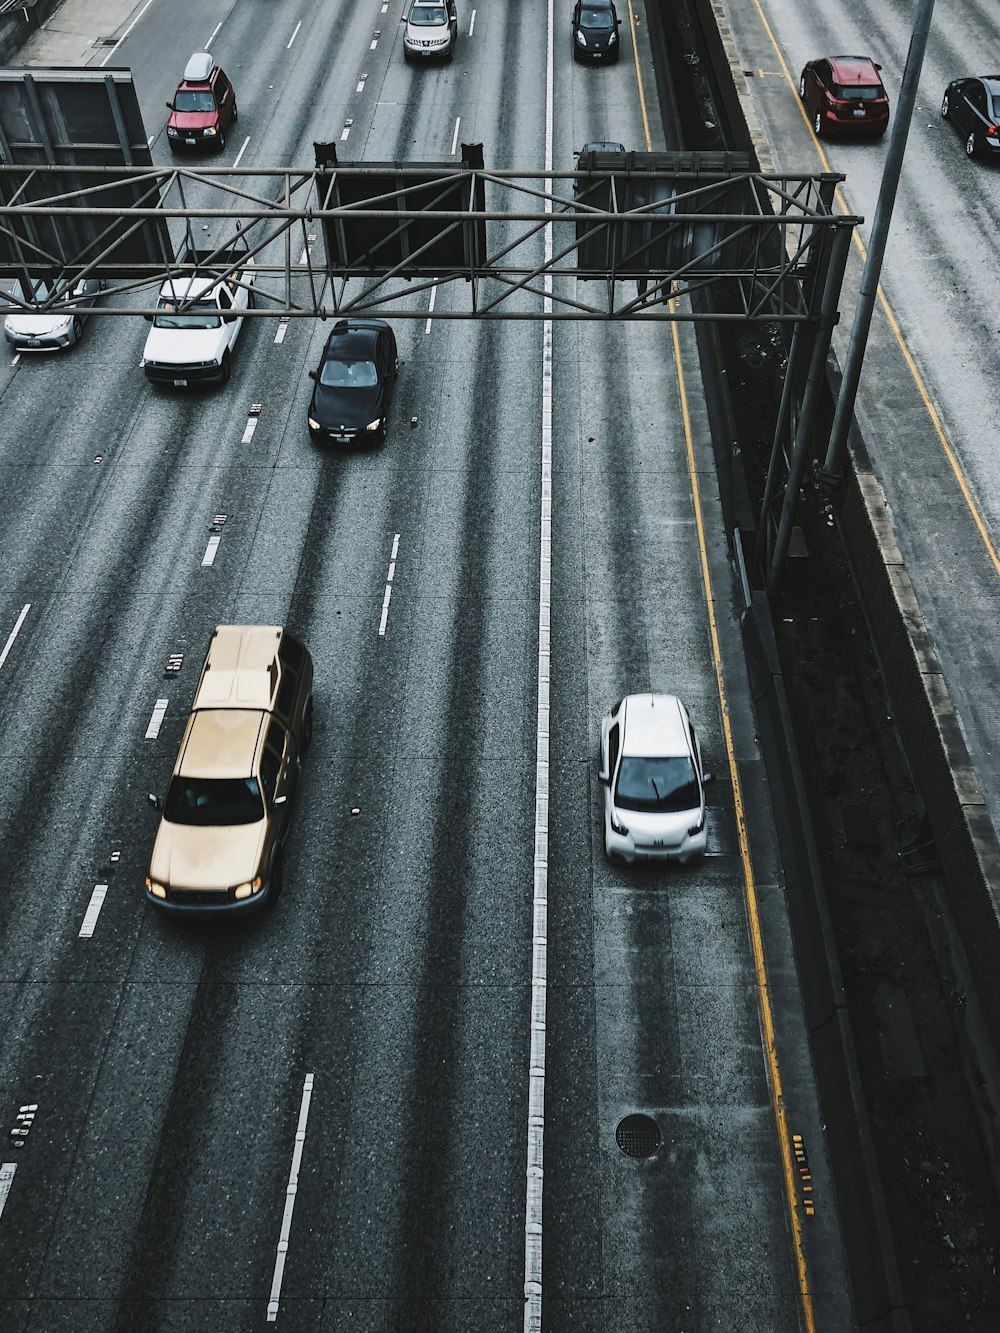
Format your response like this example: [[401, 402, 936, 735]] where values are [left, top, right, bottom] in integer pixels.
[[942, 76, 1000, 160], [307, 319, 399, 445], [572, 0, 621, 63]]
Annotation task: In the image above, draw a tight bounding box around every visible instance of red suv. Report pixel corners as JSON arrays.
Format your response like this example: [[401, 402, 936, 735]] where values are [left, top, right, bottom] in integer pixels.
[[798, 55, 889, 139], [166, 52, 237, 153]]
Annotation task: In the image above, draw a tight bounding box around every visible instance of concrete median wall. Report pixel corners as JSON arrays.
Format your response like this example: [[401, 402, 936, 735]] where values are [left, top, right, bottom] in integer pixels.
[[0, 0, 62, 66]]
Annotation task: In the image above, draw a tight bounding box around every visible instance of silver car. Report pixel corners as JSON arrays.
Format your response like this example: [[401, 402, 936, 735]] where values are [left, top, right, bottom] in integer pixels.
[[599, 693, 714, 863], [4, 276, 105, 351], [402, 0, 458, 63]]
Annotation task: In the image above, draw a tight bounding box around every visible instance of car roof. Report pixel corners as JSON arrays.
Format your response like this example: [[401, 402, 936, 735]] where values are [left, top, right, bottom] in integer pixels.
[[180, 709, 265, 778], [621, 693, 690, 758], [827, 55, 882, 83], [323, 320, 386, 356], [193, 625, 282, 711], [978, 76, 1000, 92]]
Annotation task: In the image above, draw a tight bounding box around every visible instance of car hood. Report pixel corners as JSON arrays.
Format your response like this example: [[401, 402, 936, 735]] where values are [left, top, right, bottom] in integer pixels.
[[579, 20, 615, 39], [610, 804, 701, 844], [4, 312, 73, 336], [149, 818, 266, 890], [143, 323, 223, 362], [310, 380, 384, 430], [169, 110, 218, 130]]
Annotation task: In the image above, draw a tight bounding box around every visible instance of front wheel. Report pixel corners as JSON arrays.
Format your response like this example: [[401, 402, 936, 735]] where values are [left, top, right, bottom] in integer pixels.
[[941, 92, 950, 119], [799, 74, 807, 100], [217, 130, 226, 153], [967, 131, 978, 159], [301, 697, 313, 752], [268, 850, 284, 902], [813, 110, 824, 138], [219, 350, 231, 384], [232, 101, 238, 124], [71, 316, 83, 345]]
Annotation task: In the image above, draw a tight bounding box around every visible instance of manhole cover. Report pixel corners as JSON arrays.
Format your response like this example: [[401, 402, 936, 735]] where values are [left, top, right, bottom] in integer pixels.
[[615, 1114, 661, 1158]]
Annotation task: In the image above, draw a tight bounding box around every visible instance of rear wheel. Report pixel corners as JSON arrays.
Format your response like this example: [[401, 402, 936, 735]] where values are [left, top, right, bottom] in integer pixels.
[[966, 130, 978, 159], [941, 91, 950, 119], [813, 110, 824, 137]]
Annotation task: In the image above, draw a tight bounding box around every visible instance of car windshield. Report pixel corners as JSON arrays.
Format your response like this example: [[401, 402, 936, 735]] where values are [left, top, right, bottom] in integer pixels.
[[174, 90, 215, 112], [581, 7, 614, 27], [410, 5, 447, 23], [991, 94, 1000, 119], [164, 776, 264, 826], [835, 83, 882, 101], [153, 300, 221, 329], [615, 756, 699, 814], [320, 357, 378, 388]]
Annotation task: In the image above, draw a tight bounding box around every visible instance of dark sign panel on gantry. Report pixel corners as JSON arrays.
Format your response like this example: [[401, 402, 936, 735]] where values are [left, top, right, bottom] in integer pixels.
[[0, 66, 172, 281], [574, 149, 754, 280], [316, 143, 487, 277]]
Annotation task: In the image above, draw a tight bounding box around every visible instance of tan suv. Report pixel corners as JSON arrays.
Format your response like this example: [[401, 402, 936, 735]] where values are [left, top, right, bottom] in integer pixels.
[[145, 625, 313, 914]]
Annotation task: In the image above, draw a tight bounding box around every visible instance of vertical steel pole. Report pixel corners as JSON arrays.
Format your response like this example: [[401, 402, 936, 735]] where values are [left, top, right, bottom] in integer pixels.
[[822, 0, 937, 481], [767, 221, 854, 598], [755, 320, 805, 570]]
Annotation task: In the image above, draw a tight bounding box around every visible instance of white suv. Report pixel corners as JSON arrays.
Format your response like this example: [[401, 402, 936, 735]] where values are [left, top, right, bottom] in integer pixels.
[[402, 0, 458, 62], [599, 694, 713, 863]]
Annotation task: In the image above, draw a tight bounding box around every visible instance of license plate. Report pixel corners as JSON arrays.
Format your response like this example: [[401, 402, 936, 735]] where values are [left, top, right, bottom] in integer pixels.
[[852, 108, 865, 118], [185, 137, 196, 145], [29, 338, 40, 347], [173, 378, 188, 387], [335, 434, 350, 443]]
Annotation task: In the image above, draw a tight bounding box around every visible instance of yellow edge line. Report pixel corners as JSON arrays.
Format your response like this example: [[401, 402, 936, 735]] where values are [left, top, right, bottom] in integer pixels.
[[671, 318, 816, 1332], [626, 7, 816, 1325], [752, 0, 1000, 580]]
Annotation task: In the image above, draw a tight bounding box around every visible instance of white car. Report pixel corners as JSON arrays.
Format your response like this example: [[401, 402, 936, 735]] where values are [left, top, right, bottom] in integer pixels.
[[4, 276, 105, 351], [402, 0, 458, 62], [142, 244, 255, 387], [599, 693, 713, 863]]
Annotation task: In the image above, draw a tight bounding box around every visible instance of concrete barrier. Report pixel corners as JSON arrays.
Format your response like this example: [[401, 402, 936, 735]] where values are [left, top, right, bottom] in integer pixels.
[[0, 0, 63, 67]]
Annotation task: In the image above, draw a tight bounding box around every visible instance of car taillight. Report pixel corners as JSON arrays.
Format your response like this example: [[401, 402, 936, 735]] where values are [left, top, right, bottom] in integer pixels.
[[988, 125, 999, 139]]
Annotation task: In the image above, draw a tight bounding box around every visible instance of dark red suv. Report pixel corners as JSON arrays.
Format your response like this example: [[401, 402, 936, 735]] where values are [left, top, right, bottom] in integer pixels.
[[798, 55, 889, 139], [165, 52, 237, 153]]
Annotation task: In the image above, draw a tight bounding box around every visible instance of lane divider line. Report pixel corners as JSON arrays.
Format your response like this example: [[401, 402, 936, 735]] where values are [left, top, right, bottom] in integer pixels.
[[424, 285, 437, 333], [202, 535, 221, 567], [275, 320, 289, 344], [378, 533, 401, 637], [79, 884, 109, 939], [232, 136, 250, 168], [205, 20, 223, 49], [98, 0, 153, 67], [287, 21, 302, 48], [145, 699, 168, 740], [451, 116, 461, 156], [0, 603, 30, 673], [469, 8, 476, 35], [266, 1072, 315, 1322], [370, 33, 379, 50], [523, 0, 554, 1326], [241, 416, 259, 444]]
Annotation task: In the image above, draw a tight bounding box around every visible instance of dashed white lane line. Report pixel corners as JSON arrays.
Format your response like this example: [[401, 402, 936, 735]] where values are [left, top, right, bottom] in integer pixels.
[[378, 533, 400, 637], [79, 884, 108, 939], [370, 33, 379, 50], [341, 123, 352, 142], [0, 1163, 16, 1222], [202, 535, 221, 567], [297, 247, 308, 266], [205, 20, 223, 48], [241, 416, 259, 444], [10, 353, 19, 366], [523, 0, 554, 1325], [275, 320, 289, 344], [145, 698, 168, 740], [232, 136, 251, 168], [0, 604, 30, 673], [266, 1072, 315, 1322], [287, 20, 302, 48], [98, 0, 153, 66], [451, 116, 461, 156], [424, 285, 437, 333], [146, 134, 154, 147], [356, 74, 367, 93], [469, 8, 476, 35]]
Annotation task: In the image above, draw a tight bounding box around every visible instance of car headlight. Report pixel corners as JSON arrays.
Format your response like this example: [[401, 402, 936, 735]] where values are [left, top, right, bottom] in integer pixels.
[[145, 878, 167, 899], [688, 814, 705, 836], [576, 30, 587, 46], [308, 417, 321, 430], [167, 127, 179, 137], [610, 811, 628, 837], [233, 877, 262, 901], [365, 418, 383, 431], [203, 126, 217, 137]]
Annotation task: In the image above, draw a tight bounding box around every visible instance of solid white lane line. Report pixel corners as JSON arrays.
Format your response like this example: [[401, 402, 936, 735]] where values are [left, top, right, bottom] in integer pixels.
[[98, 0, 154, 66], [378, 533, 401, 637], [232, 136, 250, 168], [79, 885, 108, 939], [0, 1163, 16, 1222], [145, 699, 168, 740], [287, 21, 302, 48], [424, 285, 437, 333], [202, 535, 221, 567], [523, 0, 554, 1326], [275, 322, 289, 344], [266, 1073, 315, 1322], [241, 417, 258, 444], [0, 604, 30, 673], [450, 116, 461, 156], [469, 8, 476, 35], [205, 20, 223, 49]]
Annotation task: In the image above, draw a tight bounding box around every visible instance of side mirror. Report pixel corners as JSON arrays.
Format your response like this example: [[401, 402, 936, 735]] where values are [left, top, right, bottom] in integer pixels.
[[143, 312, 154, 321], [308, 369, 317, 381], [148, 792, 162, 811], [874, 62, 882, 72], [273, 794, 287, 807], [165, 101, 173, 111], [597, 767, 610, 785], [702, 771, 715, 785]]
